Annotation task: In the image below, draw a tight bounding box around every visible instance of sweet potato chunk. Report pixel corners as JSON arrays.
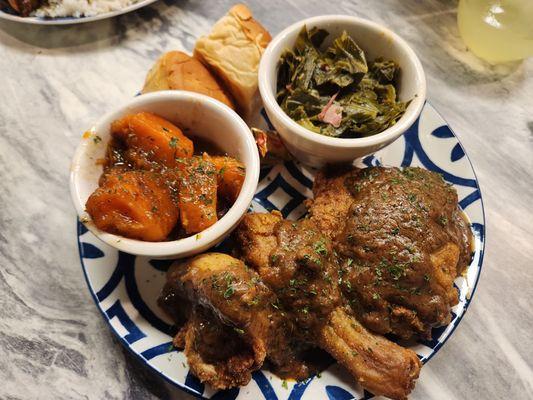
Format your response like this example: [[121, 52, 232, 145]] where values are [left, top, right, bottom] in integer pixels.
[[86, 169, 179, 241], [177, 156, 218, 234], [111, 112, 193, 167], [209, 156, 246, 202]]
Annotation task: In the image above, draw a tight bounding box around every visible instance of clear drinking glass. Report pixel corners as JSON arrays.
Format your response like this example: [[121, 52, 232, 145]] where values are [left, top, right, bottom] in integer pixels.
[[457, 0, 533, 63]]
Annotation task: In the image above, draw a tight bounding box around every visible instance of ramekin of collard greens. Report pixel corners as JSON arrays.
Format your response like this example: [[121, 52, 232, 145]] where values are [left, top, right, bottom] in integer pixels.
[[276, 26, 409, 138]]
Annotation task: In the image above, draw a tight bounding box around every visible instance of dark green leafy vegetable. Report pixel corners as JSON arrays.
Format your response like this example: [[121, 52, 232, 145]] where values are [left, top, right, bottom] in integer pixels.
[[277, 26, 409, 138]]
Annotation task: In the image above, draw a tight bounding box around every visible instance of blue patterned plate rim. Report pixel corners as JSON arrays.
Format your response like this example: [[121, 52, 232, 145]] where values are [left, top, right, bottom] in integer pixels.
[[412, 103, 486, 364]]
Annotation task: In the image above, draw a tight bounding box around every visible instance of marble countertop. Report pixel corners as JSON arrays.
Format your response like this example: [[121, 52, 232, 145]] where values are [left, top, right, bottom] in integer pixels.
[[1, 0, 532, 399]]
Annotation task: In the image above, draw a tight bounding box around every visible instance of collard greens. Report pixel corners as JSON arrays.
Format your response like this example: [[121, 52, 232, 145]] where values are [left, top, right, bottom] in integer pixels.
[[277, 26, 409, 138]]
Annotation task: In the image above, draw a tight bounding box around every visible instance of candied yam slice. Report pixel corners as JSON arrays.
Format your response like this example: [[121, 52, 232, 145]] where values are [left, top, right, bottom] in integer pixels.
[[178, 156, 218, 234], [86, 169, 179, 241], [209, 155, 246, 202], [110, 112, 194, 167]]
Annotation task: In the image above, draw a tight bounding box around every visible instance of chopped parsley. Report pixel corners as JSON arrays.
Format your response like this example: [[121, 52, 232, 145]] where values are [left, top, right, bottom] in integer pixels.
[[402, 169, 416, 179], [344, 280, 352, 291], [223, 286, 235, 299], [387, 262, 407, 280], [313, 239, 328, 256], [222, 273, 235, 299], [169, 137, 178, 148]]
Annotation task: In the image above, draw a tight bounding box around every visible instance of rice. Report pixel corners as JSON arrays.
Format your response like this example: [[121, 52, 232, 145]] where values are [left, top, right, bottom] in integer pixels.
[[32, 0, 140, 18]]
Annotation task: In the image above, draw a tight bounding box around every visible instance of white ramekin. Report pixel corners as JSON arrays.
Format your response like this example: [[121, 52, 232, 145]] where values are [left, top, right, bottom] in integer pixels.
[[259, 15, 426, 167], [70, 91, 260, 259]]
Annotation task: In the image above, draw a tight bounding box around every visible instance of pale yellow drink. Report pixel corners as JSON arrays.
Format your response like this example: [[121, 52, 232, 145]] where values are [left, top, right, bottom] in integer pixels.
[[457, 0, 533, 63]]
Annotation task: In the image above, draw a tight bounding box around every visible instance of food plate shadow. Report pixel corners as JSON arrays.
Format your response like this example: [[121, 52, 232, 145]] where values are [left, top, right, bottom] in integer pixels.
[[0, 17, 118, 48]]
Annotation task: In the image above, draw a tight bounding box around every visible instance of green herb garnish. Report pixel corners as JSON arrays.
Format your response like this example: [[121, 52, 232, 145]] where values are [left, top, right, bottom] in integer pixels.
[[223, 286, 235, 299], [313, 239, 328, 256]]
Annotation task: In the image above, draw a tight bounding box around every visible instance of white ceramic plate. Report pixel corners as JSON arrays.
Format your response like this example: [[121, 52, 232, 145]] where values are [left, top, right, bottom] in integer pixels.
[[0, 0, 157, 25], [77, 101, 485, 400]]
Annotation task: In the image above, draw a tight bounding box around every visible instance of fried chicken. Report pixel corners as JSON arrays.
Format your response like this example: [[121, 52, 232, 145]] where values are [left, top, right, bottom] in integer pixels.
[[308, 167, 472, 339], [159, 253, 272, 389], [159, 253, 319, 389], [159, 165, 472, 399], [235, 212, 421, 400]]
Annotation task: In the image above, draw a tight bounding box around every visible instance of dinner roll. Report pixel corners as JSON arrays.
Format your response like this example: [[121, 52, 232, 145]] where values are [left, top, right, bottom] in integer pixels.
[[142, 51, 235, 110], [194, 4, 271, 121]]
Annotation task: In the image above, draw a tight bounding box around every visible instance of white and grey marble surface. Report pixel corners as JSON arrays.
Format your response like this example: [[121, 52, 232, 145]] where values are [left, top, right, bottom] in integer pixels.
[[0, 0, 532, 399]]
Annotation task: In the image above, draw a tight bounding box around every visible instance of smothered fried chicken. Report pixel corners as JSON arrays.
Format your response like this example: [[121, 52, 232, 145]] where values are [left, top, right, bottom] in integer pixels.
[[159, 166, 472, 399], [235, 212, 421, 400], [308, 166, 472, 339], [159, 253, 325, 389]]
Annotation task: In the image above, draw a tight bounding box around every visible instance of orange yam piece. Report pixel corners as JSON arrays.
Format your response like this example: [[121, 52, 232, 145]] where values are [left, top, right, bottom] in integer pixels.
[[178, 156, 218, 234], [86, 169, 179, 241], [209, 155, 246, 202], [111, 112, 194, 167]]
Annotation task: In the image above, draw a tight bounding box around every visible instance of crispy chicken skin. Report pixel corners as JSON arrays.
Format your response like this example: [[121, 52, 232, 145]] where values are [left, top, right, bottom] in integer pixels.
[[308, 165, 355, 239], [235, 212, 421, 400], [320, 308, 420, 400], [174, 308, 259, 389], [308, 167, 472, 339], [159, 253, 311, 388], [160, 254, 272, 389]]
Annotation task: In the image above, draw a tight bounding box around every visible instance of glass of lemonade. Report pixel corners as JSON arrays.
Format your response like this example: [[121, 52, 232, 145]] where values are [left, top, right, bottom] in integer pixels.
[[457, 0, 533, 63]]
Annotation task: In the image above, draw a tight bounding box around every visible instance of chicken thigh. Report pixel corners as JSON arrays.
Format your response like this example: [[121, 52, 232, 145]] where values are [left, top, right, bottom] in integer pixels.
[[159, 253, 319, 388], [235, 212, 421, 400], [308, 166, 472, 339]]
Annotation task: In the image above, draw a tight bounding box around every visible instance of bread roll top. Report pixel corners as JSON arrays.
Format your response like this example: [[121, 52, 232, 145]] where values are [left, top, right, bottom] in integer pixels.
[[194, 4, 271, 121]]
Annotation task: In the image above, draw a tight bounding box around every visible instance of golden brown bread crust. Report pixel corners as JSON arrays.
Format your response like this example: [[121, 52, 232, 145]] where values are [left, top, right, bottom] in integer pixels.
[[142, 51, 235, 110], [194, 4, 271, 120], [228, 4, 271, 49]]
